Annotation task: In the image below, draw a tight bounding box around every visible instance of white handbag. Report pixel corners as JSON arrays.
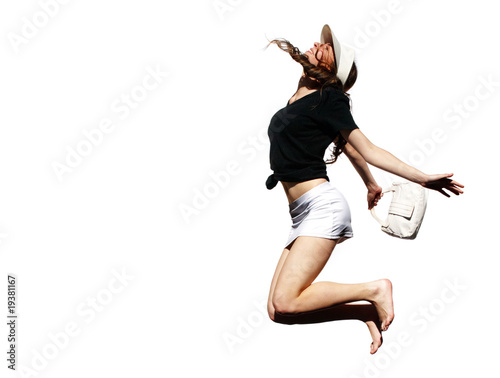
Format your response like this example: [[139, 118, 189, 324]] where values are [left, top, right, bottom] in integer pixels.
[[370, 182, 428, 240]]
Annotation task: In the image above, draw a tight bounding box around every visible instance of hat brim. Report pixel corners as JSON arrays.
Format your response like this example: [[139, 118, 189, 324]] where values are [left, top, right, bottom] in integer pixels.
[[320, 24, 355, 85], [320, 24, 342, 71]]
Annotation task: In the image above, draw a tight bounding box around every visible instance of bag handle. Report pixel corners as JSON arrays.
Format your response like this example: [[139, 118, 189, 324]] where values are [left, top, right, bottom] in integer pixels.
[[370, 186, 396, 227]]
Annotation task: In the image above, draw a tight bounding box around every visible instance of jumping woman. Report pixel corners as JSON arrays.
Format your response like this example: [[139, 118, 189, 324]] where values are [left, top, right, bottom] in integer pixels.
[[265, 24, 464, 354]]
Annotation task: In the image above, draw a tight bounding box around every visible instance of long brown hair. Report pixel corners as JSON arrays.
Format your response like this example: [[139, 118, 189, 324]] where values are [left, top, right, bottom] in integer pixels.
[[265, 38, 358, 164]]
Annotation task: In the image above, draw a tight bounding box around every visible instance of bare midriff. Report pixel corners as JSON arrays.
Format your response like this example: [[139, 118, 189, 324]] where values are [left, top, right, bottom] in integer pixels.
[[280, 178, 328, 205]]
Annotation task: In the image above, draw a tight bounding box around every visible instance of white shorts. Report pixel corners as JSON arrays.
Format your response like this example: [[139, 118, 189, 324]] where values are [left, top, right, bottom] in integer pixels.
[[285, 181, 353, 249]]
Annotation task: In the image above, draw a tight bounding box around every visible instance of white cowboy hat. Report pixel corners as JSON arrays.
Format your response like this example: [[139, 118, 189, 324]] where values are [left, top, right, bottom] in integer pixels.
[[320, 24, 355, 85]]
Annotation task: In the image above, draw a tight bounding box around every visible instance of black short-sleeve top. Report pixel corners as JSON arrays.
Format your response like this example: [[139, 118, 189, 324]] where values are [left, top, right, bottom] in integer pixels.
[[265, 86, 359, 189]]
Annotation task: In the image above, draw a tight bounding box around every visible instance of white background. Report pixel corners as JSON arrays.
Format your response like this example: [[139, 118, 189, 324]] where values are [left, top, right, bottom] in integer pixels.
[[1, 0, 498, 377]]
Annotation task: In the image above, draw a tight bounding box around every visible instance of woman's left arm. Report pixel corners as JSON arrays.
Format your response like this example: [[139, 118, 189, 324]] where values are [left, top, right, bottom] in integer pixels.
[[341, 129, 465, 197]]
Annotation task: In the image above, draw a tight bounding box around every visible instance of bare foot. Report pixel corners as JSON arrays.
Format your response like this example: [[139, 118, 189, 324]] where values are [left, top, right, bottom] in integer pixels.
[[365, 319, 383, 354], [370, 279, 394, 331]]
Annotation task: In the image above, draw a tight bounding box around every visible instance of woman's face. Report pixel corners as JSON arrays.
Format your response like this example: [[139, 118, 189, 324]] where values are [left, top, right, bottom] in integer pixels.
[[305, 42, 335, 71]]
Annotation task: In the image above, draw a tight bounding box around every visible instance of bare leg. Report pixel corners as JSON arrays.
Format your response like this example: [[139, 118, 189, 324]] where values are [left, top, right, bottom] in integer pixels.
[[293, 279, 394, 331], [267, 244, 291, 321], [271, 236, 395, 331]]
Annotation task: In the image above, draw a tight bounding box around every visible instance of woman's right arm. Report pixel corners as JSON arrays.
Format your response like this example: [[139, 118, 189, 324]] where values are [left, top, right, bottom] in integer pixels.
[[341, 129, 464, 197]]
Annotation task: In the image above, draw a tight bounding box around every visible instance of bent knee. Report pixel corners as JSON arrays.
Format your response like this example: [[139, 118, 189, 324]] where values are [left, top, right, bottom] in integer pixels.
[[267, 298, 294, 322], [272, 294, 299, 315]]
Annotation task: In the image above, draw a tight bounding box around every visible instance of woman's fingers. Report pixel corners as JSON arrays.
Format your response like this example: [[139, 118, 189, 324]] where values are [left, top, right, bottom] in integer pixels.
[[437, 188, 451, 198], [423, 179, 464, 197], [450, 180, 465, 188], [446, 181, 464, 195], [450, 185, 464, 195], [448, 188, 461, 195]]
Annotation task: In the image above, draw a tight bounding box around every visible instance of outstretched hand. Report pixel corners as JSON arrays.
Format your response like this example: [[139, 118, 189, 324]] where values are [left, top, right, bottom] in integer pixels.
[[367, 184, 383, 210], [421, 173, 464, 197]]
